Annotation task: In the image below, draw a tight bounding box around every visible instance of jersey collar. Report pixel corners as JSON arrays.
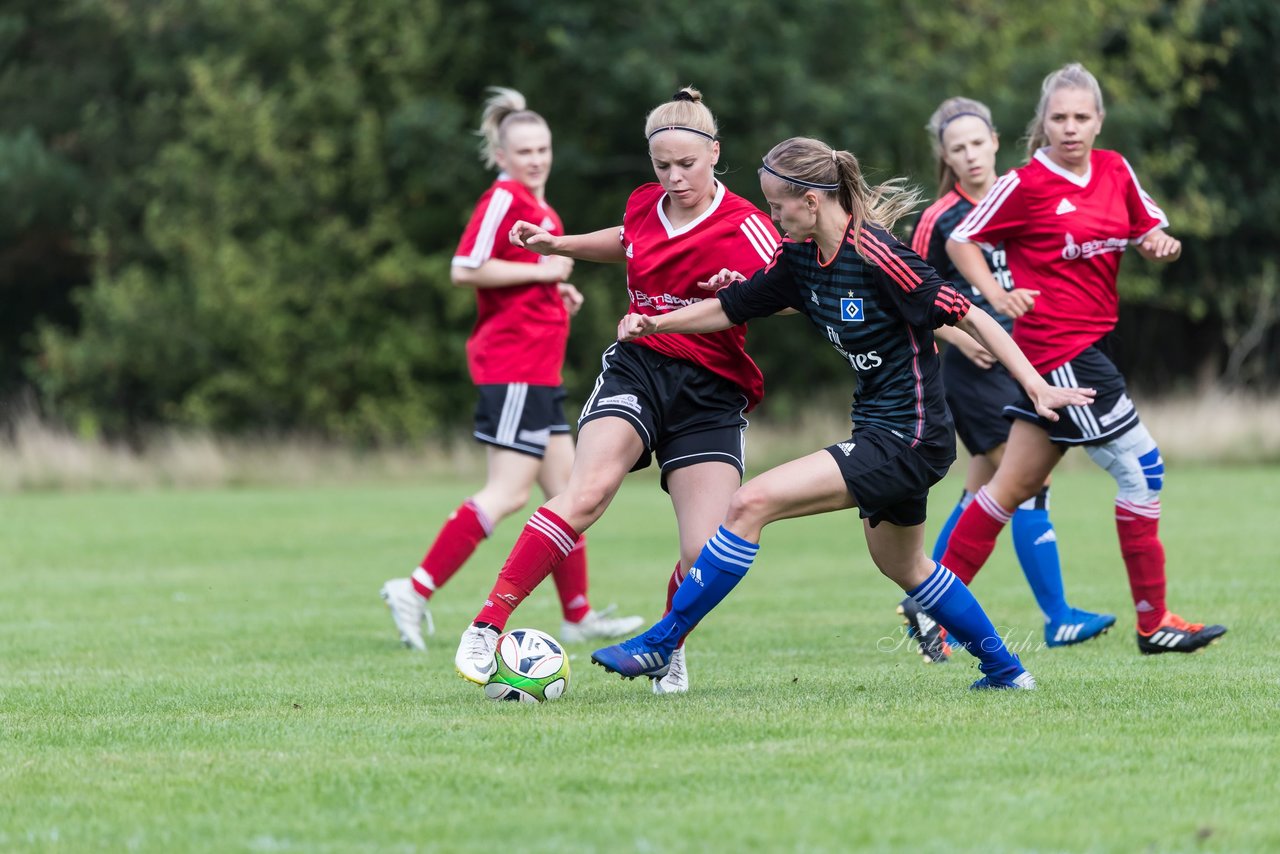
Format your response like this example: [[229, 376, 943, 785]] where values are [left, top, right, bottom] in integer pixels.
[[657, 180, 726, 238], [1033, 148, 1092, 188]]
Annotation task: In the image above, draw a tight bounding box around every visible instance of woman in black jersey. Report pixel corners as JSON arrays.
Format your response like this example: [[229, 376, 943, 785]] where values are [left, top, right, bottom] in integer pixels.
[[591, 136, 1094, 691]]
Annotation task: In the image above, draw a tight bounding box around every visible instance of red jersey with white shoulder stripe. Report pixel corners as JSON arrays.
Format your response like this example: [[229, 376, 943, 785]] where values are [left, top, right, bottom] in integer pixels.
[[950, 148, 1168, 372], [621, 181, 779, 410], [452, 177, 569, 385]]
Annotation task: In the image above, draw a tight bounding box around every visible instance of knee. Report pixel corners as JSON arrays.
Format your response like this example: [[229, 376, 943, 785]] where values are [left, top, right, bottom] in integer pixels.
[[724, 482, 774, 531], [1085, 424, 1163, 505], [987, 474, 1041, 509], [474, 485, 532, 520], [563, 481, 615, 525]]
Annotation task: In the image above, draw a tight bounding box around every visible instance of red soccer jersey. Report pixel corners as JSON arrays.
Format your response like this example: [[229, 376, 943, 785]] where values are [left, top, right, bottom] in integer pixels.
[[452, 177, 569, 386], [950, 148, 1167, 372], [620, 182, 780, 409]]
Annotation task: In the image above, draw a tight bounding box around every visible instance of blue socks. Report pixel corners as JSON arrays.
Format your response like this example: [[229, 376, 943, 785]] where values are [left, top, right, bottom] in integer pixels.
[[908, 562, 1020, 676], [930, 489, 972, 562], [934, 486, 1070, 624], [1011, 487, 1069, 623], [643, 527, 759, 647]]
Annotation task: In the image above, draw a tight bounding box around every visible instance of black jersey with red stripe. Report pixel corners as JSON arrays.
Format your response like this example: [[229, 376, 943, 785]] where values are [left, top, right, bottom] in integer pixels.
[[716, 222, 971, 452], [912, 186, 1015, 334]]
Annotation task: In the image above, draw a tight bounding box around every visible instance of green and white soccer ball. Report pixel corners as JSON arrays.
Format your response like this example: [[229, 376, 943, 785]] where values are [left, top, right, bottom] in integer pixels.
[[483, 628, 570, 703]]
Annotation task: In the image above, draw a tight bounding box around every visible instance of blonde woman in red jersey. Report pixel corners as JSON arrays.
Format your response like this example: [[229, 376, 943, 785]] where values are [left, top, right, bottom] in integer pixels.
[[453, 87, 781, 692], [897, 97, 1114, 664], [380, 88, 643, 653], [942, 63, 1226, 654]]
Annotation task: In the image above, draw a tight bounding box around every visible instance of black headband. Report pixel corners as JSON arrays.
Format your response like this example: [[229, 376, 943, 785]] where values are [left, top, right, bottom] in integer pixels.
[[647, 125, 717, 142], [937, 111, 993, 141], [760, 161, 840, 191]]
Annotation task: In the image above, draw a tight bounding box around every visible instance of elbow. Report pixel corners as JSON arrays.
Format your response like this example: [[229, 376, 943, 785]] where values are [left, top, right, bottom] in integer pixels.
[[449, 266, 473, 287]]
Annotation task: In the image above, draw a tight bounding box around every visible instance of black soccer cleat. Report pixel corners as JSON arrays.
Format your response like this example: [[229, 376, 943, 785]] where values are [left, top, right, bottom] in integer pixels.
[[897, 596, 953, 663], [1137, 613, 1227, 655]]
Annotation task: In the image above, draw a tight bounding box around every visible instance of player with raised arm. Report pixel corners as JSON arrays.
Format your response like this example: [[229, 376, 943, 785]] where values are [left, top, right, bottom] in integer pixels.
[[380, 88, 642, 652], [592, 136, 1096, 690], [896, 96, 1114, 663], [452, 88, 780, 693], [940, 63, 1225, 654]]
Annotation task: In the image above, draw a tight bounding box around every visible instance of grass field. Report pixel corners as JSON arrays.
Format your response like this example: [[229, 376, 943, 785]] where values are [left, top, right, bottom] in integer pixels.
[[2, 464, 1278, 852]]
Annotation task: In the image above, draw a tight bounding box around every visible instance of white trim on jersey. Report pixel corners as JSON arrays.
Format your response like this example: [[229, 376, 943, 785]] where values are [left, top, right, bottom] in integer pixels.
[[657, 180, 725, 238], [451, 187, 514, 269], [950, 171, 1020, 248], [1120, 156, 1170, 233], [1033, 148, 1092, 187], [739, 214, 780, 264]]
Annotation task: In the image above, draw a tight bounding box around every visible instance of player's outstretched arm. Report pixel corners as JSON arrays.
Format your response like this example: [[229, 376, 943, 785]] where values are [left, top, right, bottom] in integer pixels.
[[947, 238, 1039, 318], [451, 255, 573, 289], [617, 296, 734, 342], [510, 221, 627, 263], [934, 323, 996, 369], [954, 305, 1095, 421]]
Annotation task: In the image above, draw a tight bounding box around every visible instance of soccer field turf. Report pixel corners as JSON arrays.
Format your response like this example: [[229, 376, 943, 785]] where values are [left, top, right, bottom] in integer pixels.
[[2, 465, 1277, 852]]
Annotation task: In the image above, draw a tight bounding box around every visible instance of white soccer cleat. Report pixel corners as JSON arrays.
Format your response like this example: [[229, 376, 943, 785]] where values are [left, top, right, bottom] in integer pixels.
[[454, 624, 500, 684], [380, 577, 433, 651], [652, 645, 689, 695], [559, 605, 645, 643]]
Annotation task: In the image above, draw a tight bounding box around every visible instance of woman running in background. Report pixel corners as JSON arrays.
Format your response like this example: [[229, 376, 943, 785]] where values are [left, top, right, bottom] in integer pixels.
[[896, 95, 1114, 663], [381, 87, 642, 652]]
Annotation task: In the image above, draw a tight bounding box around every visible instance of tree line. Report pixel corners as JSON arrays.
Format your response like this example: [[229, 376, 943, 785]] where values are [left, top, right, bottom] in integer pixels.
[[0, 0, 1275, 442]]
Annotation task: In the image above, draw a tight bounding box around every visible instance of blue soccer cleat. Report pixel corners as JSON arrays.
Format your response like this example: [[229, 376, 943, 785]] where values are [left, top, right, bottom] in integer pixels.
[[1044, 607, 1117, 648], [591, 629, 678, 679], [970, 656, 1037, 691]]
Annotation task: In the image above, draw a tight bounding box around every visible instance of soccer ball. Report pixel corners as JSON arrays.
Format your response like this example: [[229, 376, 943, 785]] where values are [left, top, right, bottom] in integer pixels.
[[483, 628, 570, 703]]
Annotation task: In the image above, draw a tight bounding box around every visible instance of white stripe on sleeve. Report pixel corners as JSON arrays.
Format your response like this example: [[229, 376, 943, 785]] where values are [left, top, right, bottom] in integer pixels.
[[454, 188, 514, 269]]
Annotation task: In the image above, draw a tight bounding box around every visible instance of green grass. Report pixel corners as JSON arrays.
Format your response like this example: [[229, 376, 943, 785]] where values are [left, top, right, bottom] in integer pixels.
[[2, 465, 1278, 852]]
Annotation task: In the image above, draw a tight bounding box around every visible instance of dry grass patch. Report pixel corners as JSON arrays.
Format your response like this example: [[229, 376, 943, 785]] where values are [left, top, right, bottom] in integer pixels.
[[2, 391, 1277, 491]]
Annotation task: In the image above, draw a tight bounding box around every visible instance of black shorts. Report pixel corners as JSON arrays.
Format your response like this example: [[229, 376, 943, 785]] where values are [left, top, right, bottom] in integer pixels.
[[824, 427, 955, 528], [473, 383, 570, 458], [579, 342, 748, 488], [1004, 343, 1140, 445], [942, 346, 1021, 457]]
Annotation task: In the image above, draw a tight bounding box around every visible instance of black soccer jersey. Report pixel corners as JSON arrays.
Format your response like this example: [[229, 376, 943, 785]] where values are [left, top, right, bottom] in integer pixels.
[[717, 222, 971, 452], [912, 187, 1015, 334]]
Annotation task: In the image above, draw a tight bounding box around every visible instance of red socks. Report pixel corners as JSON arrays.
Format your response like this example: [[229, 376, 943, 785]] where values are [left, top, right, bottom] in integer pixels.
[[939, 486, 1012, 585], [551, 535, 591, 623], [411, 499, 491, 599], [664, 560, 689, 649], [1116, 500, 1167, 633], [475, 508, 579, 630]]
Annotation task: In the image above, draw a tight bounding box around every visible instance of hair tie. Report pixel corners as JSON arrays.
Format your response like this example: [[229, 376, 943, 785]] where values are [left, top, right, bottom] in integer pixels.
[[647, 125, 717, 142], [831, 149, 838, 163], [672, 91, 695, 102], [761, 161, 840, 192], [937, 111, 993, 141]]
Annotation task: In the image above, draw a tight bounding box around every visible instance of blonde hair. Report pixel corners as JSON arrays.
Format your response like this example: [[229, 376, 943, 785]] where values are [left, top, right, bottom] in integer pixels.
[[761, 137, 922, 254], [477, 87, 548, 170], [925, 97, 996, 196], [1025, 63, 1105, 159], [644, 86, 719, 144]]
